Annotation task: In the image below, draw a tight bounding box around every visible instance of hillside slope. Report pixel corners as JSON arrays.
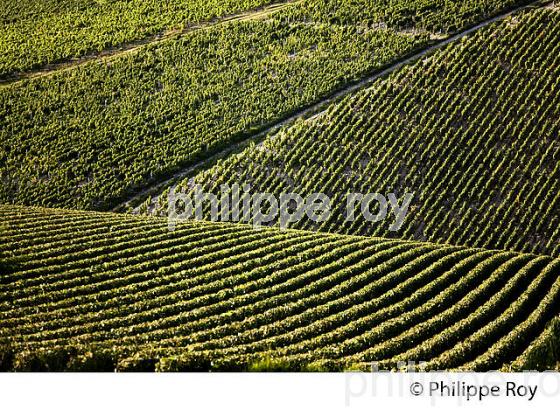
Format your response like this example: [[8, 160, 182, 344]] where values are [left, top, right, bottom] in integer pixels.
[[0, 21, 425, 210], [1, 205, 559, 371], [156, 7, 560, 256], [0, 0, 278, 77], [0, 0, 532, 77], [0, 1, 542, 211]]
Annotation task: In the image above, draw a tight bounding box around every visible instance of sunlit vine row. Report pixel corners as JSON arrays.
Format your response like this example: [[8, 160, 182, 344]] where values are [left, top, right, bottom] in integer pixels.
[[164, 8, 560, 256], [1, 205, 558, 371]]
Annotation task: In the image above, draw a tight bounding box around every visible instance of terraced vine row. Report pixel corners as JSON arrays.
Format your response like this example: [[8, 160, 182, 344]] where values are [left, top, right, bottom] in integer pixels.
[[1, 205, 558, 371], [158, 7, 560, 256]]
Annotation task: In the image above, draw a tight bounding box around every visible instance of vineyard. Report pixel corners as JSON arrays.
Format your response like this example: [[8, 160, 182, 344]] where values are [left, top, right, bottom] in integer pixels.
[[0, 0, 533, 78], [0, 0, 277, 77], [154, 6, 560, 256], [0, 0, 539, 212], [277, 0, 532, 33], [0, 21, 425, 210], [0, 205, 559, 371], [0, 1, 559, 373]]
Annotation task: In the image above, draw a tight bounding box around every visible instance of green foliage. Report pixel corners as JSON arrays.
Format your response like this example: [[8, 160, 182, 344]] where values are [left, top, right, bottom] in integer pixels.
[[168, 8, 560, 256], [0, 19, 425, 210], [0, 0, 276, 77], [277, 0, 531, 33], [157, 352, 213, 372], [0, 2, 558, 374], [9, 344, 116, 371], [0, 1, 537, 211], [248, 356, 297, 371], [1, 204, 558, 371], [0, 0, 532, 77]]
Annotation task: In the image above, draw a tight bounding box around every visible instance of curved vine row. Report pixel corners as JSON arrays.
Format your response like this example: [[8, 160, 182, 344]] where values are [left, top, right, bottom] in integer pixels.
[[1, 205, 558, 371]]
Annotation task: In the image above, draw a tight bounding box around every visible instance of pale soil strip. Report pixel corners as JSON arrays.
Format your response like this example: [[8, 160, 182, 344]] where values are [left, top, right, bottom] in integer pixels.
[[0, 1, 300, 86], [115, 0, 550, 214]]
